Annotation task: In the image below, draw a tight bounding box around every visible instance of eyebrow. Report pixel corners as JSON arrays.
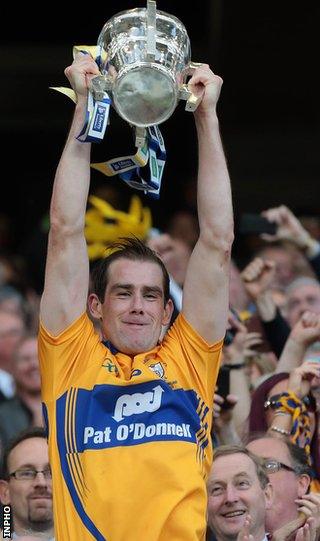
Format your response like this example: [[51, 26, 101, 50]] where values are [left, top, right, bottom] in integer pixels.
[[13, 463, 50, 470], [208, 471, 250, 486], [110, 284, 163, 296]]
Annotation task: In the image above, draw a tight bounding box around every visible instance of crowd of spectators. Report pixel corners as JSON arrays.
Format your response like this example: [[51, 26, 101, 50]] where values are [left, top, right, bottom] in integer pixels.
[[0, 197, 320, 538]]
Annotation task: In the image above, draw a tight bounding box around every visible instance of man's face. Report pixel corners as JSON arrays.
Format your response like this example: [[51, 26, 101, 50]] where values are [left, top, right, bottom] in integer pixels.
[[96, 258, 173, 355], [0, 311, 25, 369], [207, 453, 272, 541], [286, 283, 320, 326], [13, 337, 41, 393], [260, 247, 295, 289], [246, 438, 310, 532], [0, 437, 53, 533]]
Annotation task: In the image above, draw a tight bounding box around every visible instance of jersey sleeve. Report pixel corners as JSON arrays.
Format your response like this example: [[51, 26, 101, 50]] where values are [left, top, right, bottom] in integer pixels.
[[161, 313, 223, 406], [38, 313, 103, 401]]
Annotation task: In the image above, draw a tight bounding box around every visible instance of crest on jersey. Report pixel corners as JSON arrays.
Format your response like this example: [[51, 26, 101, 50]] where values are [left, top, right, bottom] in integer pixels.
[[149, 362, 165, 379]]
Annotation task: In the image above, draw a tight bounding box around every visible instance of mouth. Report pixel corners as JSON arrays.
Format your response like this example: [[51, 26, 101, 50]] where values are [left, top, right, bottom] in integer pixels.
[[123, 322, 147, 327], [222, 510, 246, 519], [30, 495, 52, 501]]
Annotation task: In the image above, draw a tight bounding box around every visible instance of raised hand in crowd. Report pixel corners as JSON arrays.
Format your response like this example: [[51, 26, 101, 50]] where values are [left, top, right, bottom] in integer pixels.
[[212, 390, 240, 445], [223, 312, 263, 362], [273, 516, 317, 541], [296, 493, 320, 536], [286, 359, 320, 402], [241, 257, 276, 302], [241, 257, 279, 321], [276, 311, 320, 373], [221, 310, 263, 438], [261, 205, 320, 259]]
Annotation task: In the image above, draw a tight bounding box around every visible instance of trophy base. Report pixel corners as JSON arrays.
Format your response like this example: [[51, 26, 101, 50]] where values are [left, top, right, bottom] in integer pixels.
[[114, 65, 178, 127]]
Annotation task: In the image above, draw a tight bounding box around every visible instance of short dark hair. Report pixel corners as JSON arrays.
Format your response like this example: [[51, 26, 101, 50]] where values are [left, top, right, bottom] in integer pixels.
[[211, 444, 270, 489], [90, 237, 170, 304], [1, 426, 47, 480]]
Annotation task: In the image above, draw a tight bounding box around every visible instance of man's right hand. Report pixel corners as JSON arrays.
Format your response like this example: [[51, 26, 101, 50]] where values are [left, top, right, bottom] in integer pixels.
[[290, 311, 320, 347], [64, 52, 100, 99], [241, 257, 276, 300]]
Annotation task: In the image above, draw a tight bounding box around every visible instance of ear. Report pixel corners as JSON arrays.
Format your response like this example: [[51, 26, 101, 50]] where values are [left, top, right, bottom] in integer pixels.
[[88, 293, 103, 321], [0, 480, 10, 505], [162, 299, 174, 327], [264, 482, 274, 510], [297, 474, 311, 497]]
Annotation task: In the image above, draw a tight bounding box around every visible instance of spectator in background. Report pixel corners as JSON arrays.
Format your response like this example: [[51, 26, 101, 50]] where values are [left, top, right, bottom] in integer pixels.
[[0, 335, 42, 449], [260, 206, 320, 278], [0, 310, 26, 401], [206, 445, 273, 541], [246, 436, 320, 540], [245, 352, 276, 391], [283, 278, 320, 328], [248, 365, 320, 486], [240, 206, 320, 357], [255, 243, 314, 291], [0, 286, 28, 322], [166, 209, 199, 249], [0, 427, 54, 540], [241, 258, 320, 358]]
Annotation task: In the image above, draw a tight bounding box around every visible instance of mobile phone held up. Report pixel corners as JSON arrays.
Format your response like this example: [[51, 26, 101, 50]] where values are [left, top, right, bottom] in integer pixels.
[[216, 367, 233, 410], [239, 213, 277, 236]]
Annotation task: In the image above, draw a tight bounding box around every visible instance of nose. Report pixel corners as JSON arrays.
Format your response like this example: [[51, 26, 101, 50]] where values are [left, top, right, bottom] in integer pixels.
[[224, 484, 239, 504], [129, 293, 144, 313], [33, 471, 50, 488]]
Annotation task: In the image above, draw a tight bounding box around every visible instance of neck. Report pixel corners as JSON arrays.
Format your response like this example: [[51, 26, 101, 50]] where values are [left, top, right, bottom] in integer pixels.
[[16, 390, 43, 424], [17, 388, 41, 403]]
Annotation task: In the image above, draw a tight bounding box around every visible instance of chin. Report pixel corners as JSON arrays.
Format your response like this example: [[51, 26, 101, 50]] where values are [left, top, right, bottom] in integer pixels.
[[122, 342, 151, 355]]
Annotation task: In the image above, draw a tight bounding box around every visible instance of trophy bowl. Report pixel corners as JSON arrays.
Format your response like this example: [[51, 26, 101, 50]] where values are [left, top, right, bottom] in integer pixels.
[[97, 6, 192, 127]]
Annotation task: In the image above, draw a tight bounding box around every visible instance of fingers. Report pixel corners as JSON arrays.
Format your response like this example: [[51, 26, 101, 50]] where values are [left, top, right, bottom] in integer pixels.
[[64, 52, 100, 97], [227, 310, 246, 333], [295, 494, 320, 521], [261, 205, 290, 224], [225, 394, 239, 406], [188, 64, 222, 89], [241, 257, 275, 283], [188, 64, 223, 111], [237, 515, 253, 541], [213, 393, 224, 417], [294, 360, 320, 378], [295, 518, 317, 541], [301, 311, 320, 329], [243, 332, 263, 348]]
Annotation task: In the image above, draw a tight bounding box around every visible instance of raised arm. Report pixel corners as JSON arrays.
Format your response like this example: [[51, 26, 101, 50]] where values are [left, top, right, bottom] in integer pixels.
[[182, 65, 234, 343], [40, 53, 100, 335]]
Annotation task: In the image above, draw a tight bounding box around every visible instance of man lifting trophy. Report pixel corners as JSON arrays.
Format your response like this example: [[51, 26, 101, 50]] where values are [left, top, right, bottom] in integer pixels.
[[40, 1, 233, 539]]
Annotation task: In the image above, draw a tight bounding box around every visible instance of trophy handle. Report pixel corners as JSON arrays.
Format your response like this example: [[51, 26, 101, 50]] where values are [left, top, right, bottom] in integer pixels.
[[89, 75, 114, 101], [179, 61, 204, 112]]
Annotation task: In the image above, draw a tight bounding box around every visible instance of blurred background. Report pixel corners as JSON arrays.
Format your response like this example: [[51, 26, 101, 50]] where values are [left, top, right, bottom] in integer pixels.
[[1, 1, 319, 259]]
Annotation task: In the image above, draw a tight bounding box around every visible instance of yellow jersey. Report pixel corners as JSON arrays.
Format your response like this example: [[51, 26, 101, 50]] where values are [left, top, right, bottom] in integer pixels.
[[38, 312, 222, 541]]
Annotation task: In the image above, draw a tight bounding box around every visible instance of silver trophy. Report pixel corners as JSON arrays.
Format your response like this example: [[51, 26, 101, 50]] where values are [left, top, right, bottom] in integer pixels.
[[90, 0, 201, 143]]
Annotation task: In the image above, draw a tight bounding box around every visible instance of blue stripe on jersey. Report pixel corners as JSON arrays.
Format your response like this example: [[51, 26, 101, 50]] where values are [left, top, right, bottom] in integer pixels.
[[56, 391, 107, 541]]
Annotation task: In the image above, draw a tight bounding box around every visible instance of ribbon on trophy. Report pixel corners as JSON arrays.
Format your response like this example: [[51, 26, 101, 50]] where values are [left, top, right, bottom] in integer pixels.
[[51, 1, 203, 199], [51, 45, 166, 199]]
